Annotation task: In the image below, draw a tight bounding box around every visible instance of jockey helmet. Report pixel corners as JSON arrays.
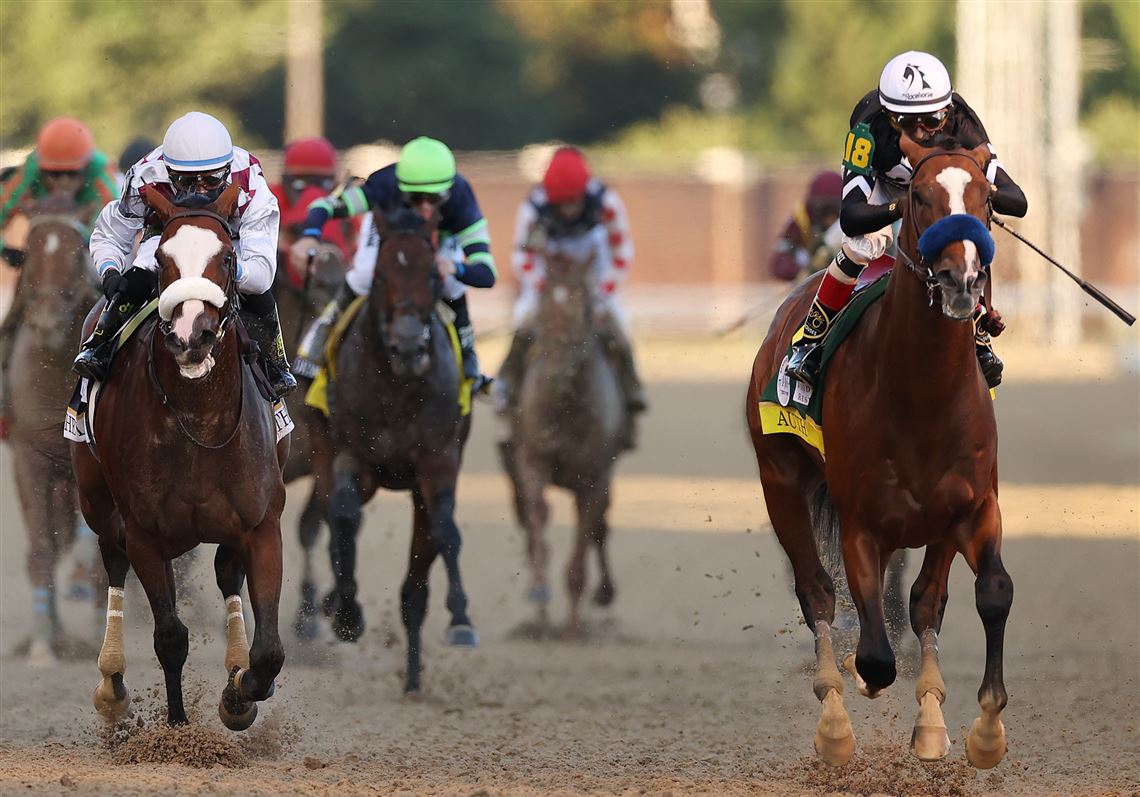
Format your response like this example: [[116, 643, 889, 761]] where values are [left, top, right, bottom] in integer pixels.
[[807, 171, 842, 200], [543, 147, 590, 204], [162, 112, 234, 172], [284, 136, 337, 177], [36, 117, 96, 171], [396, 137, 455, 195], [118, 137, 157, 174], [878, 51, 952, 115]]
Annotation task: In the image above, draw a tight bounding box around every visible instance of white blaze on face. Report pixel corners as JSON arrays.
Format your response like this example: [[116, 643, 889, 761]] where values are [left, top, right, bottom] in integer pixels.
[[44, 232, 59, 255], [160, 225, 223, 345], [935, 166, 980, 282]]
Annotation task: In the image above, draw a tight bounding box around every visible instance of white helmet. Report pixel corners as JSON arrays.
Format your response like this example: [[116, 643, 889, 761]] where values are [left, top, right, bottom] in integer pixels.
[[878, 51, 952, 114], [162, 111, 233, 171]]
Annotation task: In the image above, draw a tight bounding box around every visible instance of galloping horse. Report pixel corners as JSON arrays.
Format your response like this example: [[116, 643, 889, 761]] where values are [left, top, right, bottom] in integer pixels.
[[7, 192, 100, 664], [323, 208, 476, 693], [747, 138, 1013, 768], [499, 246, 626, 634], [72, 183, 287, 729], [273, 243, 344, 639]]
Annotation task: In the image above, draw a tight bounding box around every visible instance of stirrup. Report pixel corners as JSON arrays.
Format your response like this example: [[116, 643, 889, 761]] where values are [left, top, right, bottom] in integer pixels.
[[976, 345, 1003, 389], [72, 342, 114, 382], [785, 339, 823, 387]]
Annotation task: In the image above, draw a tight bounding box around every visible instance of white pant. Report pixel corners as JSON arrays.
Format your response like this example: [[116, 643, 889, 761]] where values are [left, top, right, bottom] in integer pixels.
[[841, 182, 906, 266]]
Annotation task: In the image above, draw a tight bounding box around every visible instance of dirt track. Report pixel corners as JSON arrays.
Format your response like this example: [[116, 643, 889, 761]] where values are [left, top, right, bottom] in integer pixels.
[[0, 340, 1137, 797]]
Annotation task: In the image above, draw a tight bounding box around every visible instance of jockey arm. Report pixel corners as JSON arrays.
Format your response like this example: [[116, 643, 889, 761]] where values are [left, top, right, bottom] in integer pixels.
[[839, 171, 903, 237], [598, 187, 633, 293]]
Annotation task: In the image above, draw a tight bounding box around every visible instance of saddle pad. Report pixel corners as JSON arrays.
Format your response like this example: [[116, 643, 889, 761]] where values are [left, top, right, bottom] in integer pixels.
[[757, 273, 891, 458], [305, 298, 471, 418]]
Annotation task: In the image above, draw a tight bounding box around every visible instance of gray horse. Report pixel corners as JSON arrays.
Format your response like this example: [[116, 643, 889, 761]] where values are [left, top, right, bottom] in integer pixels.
[[499, 247, 628, 634], [3, 192, 99, 664]]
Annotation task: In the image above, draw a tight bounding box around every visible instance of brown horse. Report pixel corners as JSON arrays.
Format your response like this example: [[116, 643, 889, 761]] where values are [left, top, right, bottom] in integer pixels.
[[273, 243, 343, 639], [499, 248, 626, 634], [72, 182, 287, 729], [5, 192, 100, 665], [321, 208, 476, 693], [747, 139, 1013, 769]]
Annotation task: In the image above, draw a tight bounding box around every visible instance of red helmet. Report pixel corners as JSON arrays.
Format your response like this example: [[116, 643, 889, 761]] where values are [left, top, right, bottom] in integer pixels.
[[808, 170, 843, 200], [542, 146, 590, 204], [284, 136, 337, 177], [36, 117, 96, 171]]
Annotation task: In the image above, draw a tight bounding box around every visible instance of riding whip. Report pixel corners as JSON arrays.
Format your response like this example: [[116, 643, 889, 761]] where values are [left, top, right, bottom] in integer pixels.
[[992, 218, 1135, 327]]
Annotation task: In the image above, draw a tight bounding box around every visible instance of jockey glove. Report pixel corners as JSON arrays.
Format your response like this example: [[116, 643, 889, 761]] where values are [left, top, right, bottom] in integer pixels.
[[1, 247, 25, 268], [101, 269, 128, 301]]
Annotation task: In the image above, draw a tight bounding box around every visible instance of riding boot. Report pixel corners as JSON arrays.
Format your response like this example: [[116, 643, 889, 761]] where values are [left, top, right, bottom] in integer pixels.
[[72, 296, 136, 382], [446, 294, 491, 394], [493, 328, 535, 416], [599, 325, 648, 414], [0, 289, 27, 437], [974, 327, 1004, 389], [784, 298, 841, 388], [294, 279, 355, 379], [241, 295, 297, 399]]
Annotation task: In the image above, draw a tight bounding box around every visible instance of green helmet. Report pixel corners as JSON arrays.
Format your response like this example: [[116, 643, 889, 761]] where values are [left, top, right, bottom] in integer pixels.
[[395, 136, 455, 194]]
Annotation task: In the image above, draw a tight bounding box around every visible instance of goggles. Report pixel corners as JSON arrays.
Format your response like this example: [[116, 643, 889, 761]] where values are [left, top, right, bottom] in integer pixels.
[[890, 108, 950, 134], [42, 169, 82, 179], [288, 176, 335, 194], [169, 166, 231, 193], [403, 190, 450, 208]]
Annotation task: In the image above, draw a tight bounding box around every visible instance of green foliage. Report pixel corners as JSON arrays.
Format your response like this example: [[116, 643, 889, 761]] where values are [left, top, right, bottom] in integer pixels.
[[1081, 0, 1139, 161], [0, 0, 284, 156]]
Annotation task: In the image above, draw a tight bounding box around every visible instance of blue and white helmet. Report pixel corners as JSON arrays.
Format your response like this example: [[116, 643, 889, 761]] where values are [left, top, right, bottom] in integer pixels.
[[162, 111, 234, 172], [878, 51, 952, 115]]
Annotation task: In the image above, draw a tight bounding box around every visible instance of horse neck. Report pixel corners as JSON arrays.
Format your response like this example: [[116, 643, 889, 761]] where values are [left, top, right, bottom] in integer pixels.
[[20, 226, 89, 296]]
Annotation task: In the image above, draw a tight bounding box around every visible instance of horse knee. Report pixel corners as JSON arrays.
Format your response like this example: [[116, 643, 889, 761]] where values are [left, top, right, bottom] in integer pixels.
[[975, 570, 1013, 624]]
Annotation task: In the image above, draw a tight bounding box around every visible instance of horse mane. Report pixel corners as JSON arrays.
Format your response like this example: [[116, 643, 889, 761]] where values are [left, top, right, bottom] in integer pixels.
[[380, 206, 429, 234]]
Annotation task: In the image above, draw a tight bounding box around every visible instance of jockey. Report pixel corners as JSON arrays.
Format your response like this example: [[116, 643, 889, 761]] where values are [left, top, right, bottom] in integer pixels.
[[496, 146, 647, 436], [73, 111, 296, 398], [769, 171, 843, 281], [784, 51, 1028, 389], [270, 136, 357, 287], [0, 117, 118, 433], [290, 136, 495, 390]]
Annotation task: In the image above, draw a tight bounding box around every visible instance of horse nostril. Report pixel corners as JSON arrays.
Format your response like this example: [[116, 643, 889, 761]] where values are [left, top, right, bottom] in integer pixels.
[[936, 270, 959, 291], [191, 328, 217, 350], [165, 331, 186, 352]]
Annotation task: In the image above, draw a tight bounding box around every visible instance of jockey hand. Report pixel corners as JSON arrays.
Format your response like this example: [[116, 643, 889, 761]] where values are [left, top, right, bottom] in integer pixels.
[[435, 252, 458, 279], [290, 236, 320, 276], [101, 269, 128, 301], [1, 247, 25, 268]]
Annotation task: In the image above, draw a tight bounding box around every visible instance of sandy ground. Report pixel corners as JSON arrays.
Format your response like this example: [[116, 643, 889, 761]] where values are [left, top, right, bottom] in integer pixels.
[[0, 338, 1137, 797]]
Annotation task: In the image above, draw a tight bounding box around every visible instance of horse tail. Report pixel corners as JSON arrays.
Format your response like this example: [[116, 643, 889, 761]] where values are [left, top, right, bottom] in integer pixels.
[[808, 483, 855, 619]]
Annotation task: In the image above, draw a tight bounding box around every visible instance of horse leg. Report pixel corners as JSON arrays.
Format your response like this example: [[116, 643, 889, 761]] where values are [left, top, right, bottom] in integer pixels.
[[328, 456, 369, 641], [567, 479, 610, 634], [907, 542, 955, 761], [293, 490, 323, 640], [13, 448, 60, 665], [841, 528, 896, 699], [92, 528, 131, 721], [400, 489, 438, 693], [589, 487, 616, 608], [757, 460, 852, 766], [517, 451, 552, 618], [961, 498, 1013, 769], [418, 467, 478, 649], [220, 519, 285, 732], [214, 545, 254, 730], [130, 545, 190, 726]]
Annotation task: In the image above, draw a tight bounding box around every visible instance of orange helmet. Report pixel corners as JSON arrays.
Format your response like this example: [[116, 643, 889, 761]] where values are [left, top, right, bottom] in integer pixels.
[[36, 117, 96, 171]]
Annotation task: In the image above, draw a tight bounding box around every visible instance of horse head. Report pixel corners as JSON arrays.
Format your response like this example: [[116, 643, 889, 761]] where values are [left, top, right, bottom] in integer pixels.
[[538, 238, 598, 342], [146, 182, 240, 379], [370, 207, 442, 377], [898, 136, 995, 320]]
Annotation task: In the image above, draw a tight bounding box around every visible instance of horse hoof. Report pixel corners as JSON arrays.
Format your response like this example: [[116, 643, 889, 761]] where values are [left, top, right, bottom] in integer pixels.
[[93, 673, 130, 722], [321, 590, 338, 618], [331, 602, 365, 642], [911, 725, 951, 761], [293, 613, 320, 641], [592, 582, 615, 607], [527, 585, 551, 605], [446, 625, 479, 647], [815, 688, 855, 766], [27, 638, 58, 668], [966, 717, 1006, 769], [814, 730, 856, 767], [218, 697, 258, 732]]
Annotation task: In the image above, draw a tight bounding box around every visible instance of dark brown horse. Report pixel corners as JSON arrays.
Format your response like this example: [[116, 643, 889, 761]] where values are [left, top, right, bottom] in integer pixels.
[[72, 182, 287, 730], [273, 243, 344, 639], [499, 248, 626, 634], [747, 139, 1012, 768], [322, 208, 476, 693], [6, 192, 100, 665]]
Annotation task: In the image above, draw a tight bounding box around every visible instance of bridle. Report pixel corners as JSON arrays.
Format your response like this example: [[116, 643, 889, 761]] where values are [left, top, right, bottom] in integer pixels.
[[897, 150, 994, 306], [372, 227, 442, 352]]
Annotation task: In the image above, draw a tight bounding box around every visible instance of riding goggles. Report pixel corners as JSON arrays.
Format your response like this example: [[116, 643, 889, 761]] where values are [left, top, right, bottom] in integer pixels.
[[288, 176, 335, 195], [403, 190, 450, 208], [169, 166, 231, 193], [42, 169, 82, 179], [891, 108, 950, 134]]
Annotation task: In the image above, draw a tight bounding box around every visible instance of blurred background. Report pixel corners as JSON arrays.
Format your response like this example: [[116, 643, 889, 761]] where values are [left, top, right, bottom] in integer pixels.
[[1, 0, 1137, 342]]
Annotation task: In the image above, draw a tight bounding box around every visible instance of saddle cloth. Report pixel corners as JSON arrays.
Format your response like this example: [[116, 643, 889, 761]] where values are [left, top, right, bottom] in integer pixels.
[[64, 299, 293, 447], [305, 297, 471, 418]]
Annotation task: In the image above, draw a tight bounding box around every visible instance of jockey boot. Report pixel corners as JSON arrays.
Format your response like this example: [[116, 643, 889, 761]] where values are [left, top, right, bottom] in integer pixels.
[[599, 325, 648, 414], [72, 296, 136, 382], [294, 279, 355, 379], [974, 329, 1003, 389], [493, 328, 535, 416], [447, 294, 491, 394], [785, 298, 840, 388], [242, 299, 297, 399]]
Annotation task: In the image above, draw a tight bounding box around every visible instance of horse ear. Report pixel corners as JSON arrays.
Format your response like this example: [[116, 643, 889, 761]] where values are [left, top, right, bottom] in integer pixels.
[[968, 143, 992, 171], [372, 208, 391, 237], [899, 134, 926, 169], [211, 181, 241, 218], [143, 185, 176, 223]]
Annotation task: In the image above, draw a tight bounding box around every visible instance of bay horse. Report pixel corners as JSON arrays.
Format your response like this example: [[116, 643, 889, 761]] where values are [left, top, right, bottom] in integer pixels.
[[747, 138, 1013, 769], [72, 182, 287, 730], [323, 207, 476, 693], [273, 243, 344, 639], [498, 246, 626, 634], [6, 191, 100, 665]]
